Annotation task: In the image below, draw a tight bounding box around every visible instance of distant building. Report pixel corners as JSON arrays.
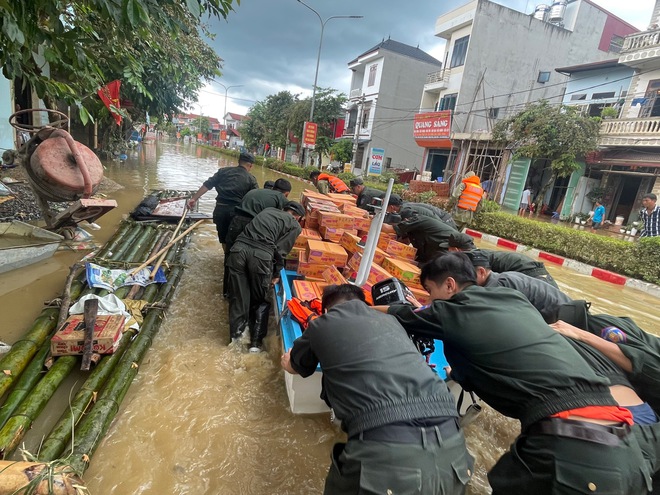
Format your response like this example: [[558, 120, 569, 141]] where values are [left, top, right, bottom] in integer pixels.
[[417, 0, 637, 215], [591, 0, 660, 225], [223, 112, 246, 149], [342, 38, 442, 174]]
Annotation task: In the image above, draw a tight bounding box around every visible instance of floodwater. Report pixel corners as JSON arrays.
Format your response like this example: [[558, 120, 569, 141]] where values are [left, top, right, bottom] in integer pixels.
[[1, 139, 658, 494]]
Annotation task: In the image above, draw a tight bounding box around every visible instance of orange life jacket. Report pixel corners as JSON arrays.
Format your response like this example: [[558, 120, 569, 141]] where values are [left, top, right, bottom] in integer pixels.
[[318, 173, 350, 194], [287, 297, 323, 330], [457, 182, 483, 212]]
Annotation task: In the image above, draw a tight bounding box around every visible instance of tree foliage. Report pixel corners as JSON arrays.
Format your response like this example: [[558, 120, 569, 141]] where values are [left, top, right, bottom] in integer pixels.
[[329, 138, 353, 164], [492, 101, 600, 178], [0, 0, 235, 120], [241, 87, 346, 158]]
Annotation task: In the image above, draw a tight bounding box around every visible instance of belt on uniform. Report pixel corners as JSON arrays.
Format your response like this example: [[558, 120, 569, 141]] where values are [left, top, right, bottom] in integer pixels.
[[351, 417, 459, 445], [525, 418, 630, 447]]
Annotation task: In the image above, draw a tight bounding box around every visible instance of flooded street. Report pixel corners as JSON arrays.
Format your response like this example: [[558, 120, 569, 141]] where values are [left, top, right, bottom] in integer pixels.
[[2, 140, 658, 494]]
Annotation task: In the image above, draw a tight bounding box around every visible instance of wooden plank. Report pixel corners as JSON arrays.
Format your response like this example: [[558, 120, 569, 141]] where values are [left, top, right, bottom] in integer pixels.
[[81, 299, 99, 371]]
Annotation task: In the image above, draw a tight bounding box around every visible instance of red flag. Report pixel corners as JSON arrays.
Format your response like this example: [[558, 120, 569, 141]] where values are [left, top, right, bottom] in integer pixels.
[[97, 80, 122, 125]]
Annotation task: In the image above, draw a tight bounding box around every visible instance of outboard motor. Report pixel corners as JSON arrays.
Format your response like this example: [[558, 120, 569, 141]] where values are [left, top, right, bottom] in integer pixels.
[[371, 277, 413, 306]]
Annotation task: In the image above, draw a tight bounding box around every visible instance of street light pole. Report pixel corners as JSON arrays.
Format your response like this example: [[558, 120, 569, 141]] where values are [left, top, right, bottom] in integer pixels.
[[215, 82, 243, 127], [296, 0, 362, 166]]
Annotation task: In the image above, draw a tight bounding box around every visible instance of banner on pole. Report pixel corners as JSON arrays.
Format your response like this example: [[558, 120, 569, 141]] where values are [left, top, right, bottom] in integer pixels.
[[302, 121, 318, 149]]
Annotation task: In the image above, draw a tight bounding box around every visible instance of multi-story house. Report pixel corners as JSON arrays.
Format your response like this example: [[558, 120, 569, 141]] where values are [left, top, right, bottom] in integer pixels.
[[555, 59, 636, 221], [417, 0, 637, 213], [591, 0, 660, 225], [342, 38, 442, 174]]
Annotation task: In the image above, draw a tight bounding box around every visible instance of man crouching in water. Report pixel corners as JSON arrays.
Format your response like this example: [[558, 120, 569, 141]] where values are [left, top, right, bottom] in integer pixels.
[[281, 284, 473, 494], [376, 252, 653, 494]]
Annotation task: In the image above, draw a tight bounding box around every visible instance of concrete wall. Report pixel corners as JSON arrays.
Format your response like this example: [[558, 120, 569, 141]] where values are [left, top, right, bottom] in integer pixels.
[[372, 51, 442, 171], [444, 0, 626, 133], [562, 66, 634, 112]]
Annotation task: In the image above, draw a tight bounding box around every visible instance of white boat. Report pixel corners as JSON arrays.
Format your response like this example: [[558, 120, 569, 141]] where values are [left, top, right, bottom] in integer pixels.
[[0, 220, 64, 274]]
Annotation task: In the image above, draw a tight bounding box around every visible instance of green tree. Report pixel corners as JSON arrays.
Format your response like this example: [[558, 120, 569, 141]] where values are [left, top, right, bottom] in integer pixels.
[[492, 100, 600, 209], [0, 0, 234, 122], [241, 91, 299, 150], [329, 138, 353, 164]]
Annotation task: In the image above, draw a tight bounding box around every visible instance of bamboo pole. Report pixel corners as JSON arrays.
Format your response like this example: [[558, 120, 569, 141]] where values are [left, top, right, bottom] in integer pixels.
[[68, 267, 183, 473], [129, 220, 204, 276], [0, 356, 78, 458], [151, 206, 187, 278], [0, 460, 84, 494], [0, 343, 50, 430], [94, 221, 133, 259]]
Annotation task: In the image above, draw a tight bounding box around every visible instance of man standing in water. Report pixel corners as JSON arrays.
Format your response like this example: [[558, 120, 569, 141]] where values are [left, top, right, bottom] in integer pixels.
[[228, 202, 304, 352], [282, 284, 473, 494], [187, 152, 259, 296], [378, 253, 652, 494]]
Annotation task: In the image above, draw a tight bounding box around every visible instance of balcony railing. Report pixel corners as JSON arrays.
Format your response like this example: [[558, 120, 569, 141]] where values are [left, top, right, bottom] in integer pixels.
[[426, 68, 450, 86], [621, 29, 660, 53], [349, 88, 362, 99], [599, 117, 660, 146], [601, 117, 660, 135]]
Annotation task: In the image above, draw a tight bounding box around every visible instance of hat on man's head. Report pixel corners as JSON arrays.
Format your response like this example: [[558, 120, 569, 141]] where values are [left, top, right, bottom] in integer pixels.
[[387, 194, 403, 207], [349, 177, 364, 187], [239, 152, 255, 164], [439, 232, 476, 250], [283, 201, 305, 217], [464, 249, 491, 268], [273, 178, 292, 193]]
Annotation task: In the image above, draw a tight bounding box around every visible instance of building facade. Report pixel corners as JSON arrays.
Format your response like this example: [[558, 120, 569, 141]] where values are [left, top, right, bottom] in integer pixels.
[[342, 38, 442, 174], [417, 0, 637, 214]]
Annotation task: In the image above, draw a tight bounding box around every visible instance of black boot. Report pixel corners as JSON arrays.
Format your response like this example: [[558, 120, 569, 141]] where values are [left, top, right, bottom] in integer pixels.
[[249, 302, 271, 353]]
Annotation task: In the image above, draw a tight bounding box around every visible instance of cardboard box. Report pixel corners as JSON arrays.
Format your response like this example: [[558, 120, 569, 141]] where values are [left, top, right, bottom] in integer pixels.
[[340, 232, 362, 253], [285, 259, 299, 272], [298, 251, 328, 279], [377, 237, 417, 261], [307, 240, 348, 267], [317, 211, 356, 230], [51, 314, 124, 356], [381, 257, 421, 285], [362, 284, 374, 306], [322, 266, 348, 286], [367, 262, 394, 286], [409, 286, 431, 306], [327, 192, 357, 205], [286, 246, 305, 260], [320, 226, 357, 243], [352, 216, 372, 232], [294, 229, 322, 249], [301, 189, 335, 208], [293, 279, 321, 301]]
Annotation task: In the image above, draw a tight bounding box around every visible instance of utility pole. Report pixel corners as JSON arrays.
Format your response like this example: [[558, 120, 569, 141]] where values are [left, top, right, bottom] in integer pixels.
[[350, 94, 365, 174]]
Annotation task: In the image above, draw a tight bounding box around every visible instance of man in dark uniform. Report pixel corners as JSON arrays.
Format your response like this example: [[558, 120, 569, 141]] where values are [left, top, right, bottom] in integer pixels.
[[444, 232, 559, 288], [394, 210, 462, 263], [465, 249, 572, 323], [227, 202, 304, 352], [386, 196, 458, 229], [281, 284, 473, 495], [187, 151, 259, 252], [263, 180, 275, 190], [377, 253, 652, 495], [349, 177, 385, 211], [223, 179, 292, 298]]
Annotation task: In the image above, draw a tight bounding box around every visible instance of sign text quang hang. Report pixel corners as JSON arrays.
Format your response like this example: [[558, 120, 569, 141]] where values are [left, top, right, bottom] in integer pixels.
[[413, 111, 452, 149], [302, 121, 318, 149]]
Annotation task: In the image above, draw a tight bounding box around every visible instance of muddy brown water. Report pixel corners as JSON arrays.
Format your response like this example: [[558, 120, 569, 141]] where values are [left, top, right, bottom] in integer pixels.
[[1, 140, 657, 494]]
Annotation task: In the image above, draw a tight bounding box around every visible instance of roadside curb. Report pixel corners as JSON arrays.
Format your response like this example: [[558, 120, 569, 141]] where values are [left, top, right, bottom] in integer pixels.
[[464, 229, 660, 299]]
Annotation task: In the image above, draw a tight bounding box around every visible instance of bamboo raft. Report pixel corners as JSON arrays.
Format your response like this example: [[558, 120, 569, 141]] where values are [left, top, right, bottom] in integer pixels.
[[0, 190, 205, 493]]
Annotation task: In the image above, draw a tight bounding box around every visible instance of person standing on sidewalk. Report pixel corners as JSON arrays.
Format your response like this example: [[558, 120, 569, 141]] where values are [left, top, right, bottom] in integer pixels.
[[640, 193, 660, 237], [519, 186, 531, 217], [591, 200, 606, 231], [282, 284, 473, 495], [450, 172, 483, 229]]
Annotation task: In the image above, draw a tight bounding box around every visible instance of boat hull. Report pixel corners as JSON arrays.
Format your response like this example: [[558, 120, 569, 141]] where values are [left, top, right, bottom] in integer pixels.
[[0, 221, 63, 274]]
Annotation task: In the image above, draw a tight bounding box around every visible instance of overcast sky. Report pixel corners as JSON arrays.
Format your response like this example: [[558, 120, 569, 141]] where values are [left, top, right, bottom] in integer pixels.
[[195, 0, 656, 121]]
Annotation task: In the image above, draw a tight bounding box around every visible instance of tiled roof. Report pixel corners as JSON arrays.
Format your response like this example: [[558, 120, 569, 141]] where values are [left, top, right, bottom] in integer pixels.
[[349, 38, 442, 66]]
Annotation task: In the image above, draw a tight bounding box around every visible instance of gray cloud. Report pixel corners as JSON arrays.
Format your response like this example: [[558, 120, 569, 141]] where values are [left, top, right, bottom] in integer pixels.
[[199, 0, 654, 119]]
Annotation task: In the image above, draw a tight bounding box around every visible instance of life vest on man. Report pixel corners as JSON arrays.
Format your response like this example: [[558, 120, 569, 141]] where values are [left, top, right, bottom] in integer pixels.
[[318, 173, 350, 194], [287, 297, 323, 330], [457, 176, 483, 212]]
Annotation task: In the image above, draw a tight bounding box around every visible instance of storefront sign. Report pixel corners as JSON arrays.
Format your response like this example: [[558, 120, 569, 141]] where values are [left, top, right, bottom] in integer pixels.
[[413, 111, 452, 148], [302, 122, 318, 149], [368, 147, 385, 176], [220, 130, 227, 141]]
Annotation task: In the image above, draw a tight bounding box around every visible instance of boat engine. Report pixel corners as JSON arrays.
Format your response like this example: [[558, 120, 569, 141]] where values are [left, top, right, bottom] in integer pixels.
[[9, 109, 116, 234]]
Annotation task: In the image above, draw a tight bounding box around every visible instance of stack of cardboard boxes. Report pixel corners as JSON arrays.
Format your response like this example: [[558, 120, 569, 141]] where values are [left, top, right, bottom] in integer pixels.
[[287, 190, 431, 306]]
